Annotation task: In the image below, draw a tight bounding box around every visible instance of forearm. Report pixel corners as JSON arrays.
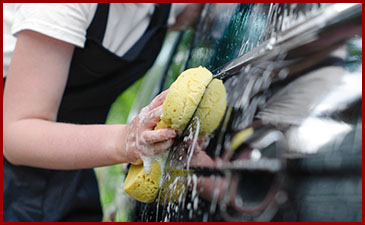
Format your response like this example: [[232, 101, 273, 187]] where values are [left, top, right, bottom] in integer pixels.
[[3, 119, 127, 170], [3, 31, 175, 170]]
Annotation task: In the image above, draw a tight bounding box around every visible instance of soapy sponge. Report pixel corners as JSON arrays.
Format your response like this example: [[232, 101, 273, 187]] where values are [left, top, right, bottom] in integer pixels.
[[195, 78, 227, 136], [155, 66, 213, 133], [124, 66, 227, 203], [159, 167, 192, 203], [123, 161, 162, 203]]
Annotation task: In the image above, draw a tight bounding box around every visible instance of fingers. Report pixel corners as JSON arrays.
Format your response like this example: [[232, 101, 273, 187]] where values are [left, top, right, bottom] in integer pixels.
[[144, 105, 163, 128], [139, 90, 169, 128], [152, 139, 174, 155], [147, 89, 169, 110], [142, 128, 177, 144]]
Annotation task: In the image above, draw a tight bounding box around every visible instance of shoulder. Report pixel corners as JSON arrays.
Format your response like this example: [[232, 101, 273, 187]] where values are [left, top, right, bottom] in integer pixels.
[[11, 3, 98, 48]]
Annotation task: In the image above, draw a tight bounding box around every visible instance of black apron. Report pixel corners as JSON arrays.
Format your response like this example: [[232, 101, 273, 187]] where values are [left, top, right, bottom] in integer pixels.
[[3, 3, 171, 221]]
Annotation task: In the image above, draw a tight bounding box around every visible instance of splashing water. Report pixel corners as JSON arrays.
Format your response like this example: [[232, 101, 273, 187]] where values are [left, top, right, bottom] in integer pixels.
[[137, 3, 361, 222]]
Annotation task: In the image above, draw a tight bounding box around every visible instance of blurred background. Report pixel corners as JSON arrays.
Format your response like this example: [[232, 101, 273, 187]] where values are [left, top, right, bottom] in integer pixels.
[[94, 3, 362, 222]]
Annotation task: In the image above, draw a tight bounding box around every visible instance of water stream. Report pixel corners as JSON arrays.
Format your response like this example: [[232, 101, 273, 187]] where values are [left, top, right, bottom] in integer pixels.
[[136, 3, 362, 222]]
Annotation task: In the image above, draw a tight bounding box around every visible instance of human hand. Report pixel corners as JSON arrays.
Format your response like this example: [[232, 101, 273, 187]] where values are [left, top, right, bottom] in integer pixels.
[[124, 90, 177, 165]]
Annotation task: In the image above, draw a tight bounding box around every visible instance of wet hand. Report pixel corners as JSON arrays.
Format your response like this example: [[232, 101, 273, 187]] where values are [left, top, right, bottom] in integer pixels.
[[124, 90, 177, 165]]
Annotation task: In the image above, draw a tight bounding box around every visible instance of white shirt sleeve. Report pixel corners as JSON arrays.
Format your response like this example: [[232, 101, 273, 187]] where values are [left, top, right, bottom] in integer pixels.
[[3, 3, 17, 78], [11, 3, 97, 48]]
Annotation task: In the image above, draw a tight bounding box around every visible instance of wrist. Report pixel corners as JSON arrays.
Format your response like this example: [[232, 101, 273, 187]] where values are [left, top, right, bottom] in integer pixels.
[[113, 124, 141, 164], [111, 124, 128, 164]]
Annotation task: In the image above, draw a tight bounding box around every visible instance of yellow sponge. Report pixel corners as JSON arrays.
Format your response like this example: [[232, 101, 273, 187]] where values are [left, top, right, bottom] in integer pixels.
[[124, 160, 191, 203], [124, 161, 162, 203], [159, 167, 192, 203], [195, 78, 227, 136], [155, 66, 213, 133], [124, 66, 227, 203]]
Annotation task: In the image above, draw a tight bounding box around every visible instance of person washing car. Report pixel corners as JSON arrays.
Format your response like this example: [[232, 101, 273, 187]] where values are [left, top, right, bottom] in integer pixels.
[[3, 3, 204, 221]]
